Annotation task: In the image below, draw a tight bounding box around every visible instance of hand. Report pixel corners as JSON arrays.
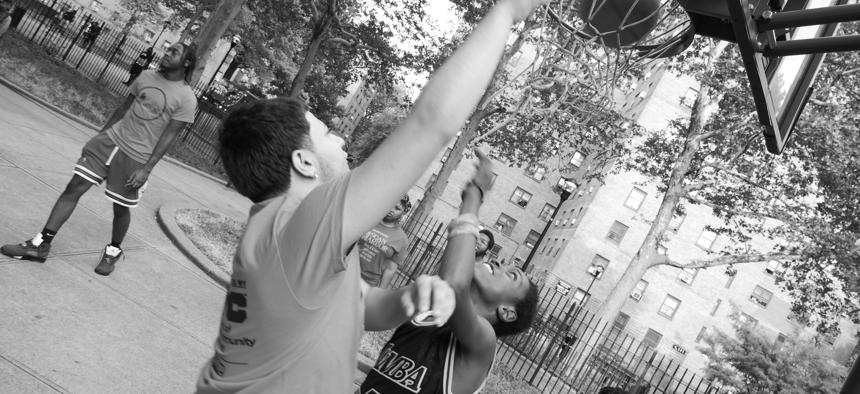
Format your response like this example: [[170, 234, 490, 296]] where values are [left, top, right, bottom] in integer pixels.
[[125, 168, 151, 189], [383, 245, 397, 259], [471, 149, 495, 193], [499, 0, 549, 23], [401, 275, 455, 327]]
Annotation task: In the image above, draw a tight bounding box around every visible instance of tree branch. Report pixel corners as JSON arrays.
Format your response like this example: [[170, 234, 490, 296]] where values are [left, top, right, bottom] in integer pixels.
[[659, 253, 802, 269]]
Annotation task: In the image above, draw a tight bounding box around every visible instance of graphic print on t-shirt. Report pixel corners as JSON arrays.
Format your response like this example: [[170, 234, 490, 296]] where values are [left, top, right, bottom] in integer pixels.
[[133, 87, 168, 121]]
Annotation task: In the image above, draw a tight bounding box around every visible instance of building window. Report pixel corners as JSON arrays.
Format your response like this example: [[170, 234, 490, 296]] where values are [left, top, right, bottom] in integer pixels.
[[606, 221, 629, 244], [90, 0, 103, 11], [669, 211, 686, 232], [738, 312, 758, 328], [553, 240, 564, 257], [440, 147, 452, 163], [624, 187, 647, 211], [725, 272, 736, 289], [682, 87, 699, 107], [538, 204, 555, 221], [696, 327, 707, 343], [527, 164, 547, 181], [494, 214, 517, 236], [555, 280, 571, 295], [557, 177, 577, 193], [569, 151, 585, 168], [589, 255, 609, 279], [510, 187, 533, 208], [524, 230, 541, 249], [613, 312, 630, 331], [710, 299, 722, 316], [750, 285, 773, 307], [677, 268, 697, 285], [658, 295, 681, 319], [573, 288, 589, 305], [630, 279, 648, 302], [560, 210, 569, 225], [696, 229, 717, 250], [765, 260, 783, 276], [643, 329, 662, 349], [776, 333, 787, 346]]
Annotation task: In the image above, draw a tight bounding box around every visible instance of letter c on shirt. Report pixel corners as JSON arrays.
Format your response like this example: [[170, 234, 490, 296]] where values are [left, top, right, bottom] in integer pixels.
[[226, 292, 247, 323]]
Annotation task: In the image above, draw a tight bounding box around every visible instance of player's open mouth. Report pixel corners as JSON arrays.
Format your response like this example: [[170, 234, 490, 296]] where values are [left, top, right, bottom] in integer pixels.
[[482, 262, 494, 274]]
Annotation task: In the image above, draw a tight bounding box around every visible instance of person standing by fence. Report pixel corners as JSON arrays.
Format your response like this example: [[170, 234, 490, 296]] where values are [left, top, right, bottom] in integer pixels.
[[125, 46, 154, 85], [0, 43, 198, 276], [0, 0, 12, 38], [359, 195, 411, 288]]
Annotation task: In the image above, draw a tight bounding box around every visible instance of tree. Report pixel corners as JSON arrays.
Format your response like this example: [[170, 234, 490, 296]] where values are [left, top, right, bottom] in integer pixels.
[[345, 86, 411, 167], [189, 0, 246, 86], [119, 0, 166, 33], [593, 23, 860, 335], [700, 311, 847, 393]]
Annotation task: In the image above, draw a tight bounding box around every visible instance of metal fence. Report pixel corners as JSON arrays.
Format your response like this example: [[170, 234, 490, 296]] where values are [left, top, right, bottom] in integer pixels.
[[394, 214, 725, 394], [6, 0, 227, 164]]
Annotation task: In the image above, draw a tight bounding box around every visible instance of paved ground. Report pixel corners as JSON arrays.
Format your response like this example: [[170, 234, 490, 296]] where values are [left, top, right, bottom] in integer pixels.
[[0, 82, 252, 393]]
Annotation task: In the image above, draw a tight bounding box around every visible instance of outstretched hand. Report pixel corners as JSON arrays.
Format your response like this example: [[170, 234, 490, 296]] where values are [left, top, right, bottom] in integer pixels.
[[471, 149, 495, 193], [401, 275, 455, 327], [125, 168, 151, 189]]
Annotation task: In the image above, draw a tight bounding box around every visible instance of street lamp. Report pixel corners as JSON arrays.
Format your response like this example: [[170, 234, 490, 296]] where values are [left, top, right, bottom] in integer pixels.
[[520, 177, 577, 272], [206, 34, 242, 89]]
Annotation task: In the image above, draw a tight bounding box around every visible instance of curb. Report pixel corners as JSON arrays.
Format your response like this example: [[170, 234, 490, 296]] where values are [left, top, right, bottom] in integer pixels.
[[156, 201, 230, 289], [0, 76, 229, 187]]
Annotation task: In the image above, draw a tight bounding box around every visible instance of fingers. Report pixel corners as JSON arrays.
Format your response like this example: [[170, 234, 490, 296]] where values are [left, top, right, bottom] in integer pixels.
[[406, 275, 456, 327]]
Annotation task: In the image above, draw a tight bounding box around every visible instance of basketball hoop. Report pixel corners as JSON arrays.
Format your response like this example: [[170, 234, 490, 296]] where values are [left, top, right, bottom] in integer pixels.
[[536, 0, 693, 101]]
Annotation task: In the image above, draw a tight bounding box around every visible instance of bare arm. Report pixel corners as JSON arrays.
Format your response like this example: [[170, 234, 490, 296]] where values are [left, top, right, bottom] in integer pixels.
[[125, 119, 188, 188], [364, 275, 456, 331], [341, 0, 546, 248], [100, 94, 135, 133], [379, 261, 398, 289], [439, 150, 497, 356]]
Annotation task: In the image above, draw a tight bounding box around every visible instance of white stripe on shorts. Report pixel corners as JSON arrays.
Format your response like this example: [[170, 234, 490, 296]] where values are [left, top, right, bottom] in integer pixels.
[[74, 165, 102, 184], [105, 147, 119, 166]]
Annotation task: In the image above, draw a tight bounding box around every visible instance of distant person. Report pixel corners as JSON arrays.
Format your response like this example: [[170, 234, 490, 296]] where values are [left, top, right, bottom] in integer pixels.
[[359, 195, 411, 288], [0, 0, 12, 38], [1, 43, 198, 276], [126, 47, 155, 85], [360, 150, 540, 394], [476, 228, 495, 262], [194, 0, 547, 392]]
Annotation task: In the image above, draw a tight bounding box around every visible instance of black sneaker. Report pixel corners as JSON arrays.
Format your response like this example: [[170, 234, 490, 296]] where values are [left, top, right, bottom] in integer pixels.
[[1, 239, 51, 262], [94, 245, 123, 276]]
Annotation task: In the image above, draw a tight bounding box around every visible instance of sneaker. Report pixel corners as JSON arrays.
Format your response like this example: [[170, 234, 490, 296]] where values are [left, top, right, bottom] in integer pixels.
[[1, 239, 51, 262], [94, 245, 123, 276]]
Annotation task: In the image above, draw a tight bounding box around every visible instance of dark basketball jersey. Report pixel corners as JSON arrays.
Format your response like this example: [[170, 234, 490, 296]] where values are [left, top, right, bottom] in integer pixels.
[[361, 324, 457, 394]]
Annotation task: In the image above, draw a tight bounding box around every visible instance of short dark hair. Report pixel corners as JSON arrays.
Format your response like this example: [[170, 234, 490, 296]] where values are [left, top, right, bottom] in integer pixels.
[[219, 97, 310, 202], [180, 42, 198, 83], [400, 194, 412, 212], [476, 229, 495, 257], [493, 279, 539, 337]]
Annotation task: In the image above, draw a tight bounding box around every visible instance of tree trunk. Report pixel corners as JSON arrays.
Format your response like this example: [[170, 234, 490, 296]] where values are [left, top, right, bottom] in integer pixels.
[[190, 0, 245, 86], [408, 108, 491, 222], [179, 6, 206, 43], [288, 11, 333, 98], [595, 43, 727, 324]]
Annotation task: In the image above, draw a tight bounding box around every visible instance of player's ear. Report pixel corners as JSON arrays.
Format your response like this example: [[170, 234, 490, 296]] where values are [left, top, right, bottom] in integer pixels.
[[496, 305, 517, 323], [291, 149, 318, 179]]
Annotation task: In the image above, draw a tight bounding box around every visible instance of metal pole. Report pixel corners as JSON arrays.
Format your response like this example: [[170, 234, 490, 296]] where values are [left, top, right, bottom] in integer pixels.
[[206, 44, 235, 89], [764, 35, 860, 56], [521, 188, 571, 272], [842, 353, 860, 393], [759, 3, 860, 31]]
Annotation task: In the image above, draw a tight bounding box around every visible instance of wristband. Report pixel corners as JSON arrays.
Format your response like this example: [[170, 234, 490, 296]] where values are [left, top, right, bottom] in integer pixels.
[[448, 224, 480, 239]]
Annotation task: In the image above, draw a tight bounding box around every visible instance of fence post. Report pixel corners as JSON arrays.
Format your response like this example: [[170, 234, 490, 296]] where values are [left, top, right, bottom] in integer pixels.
[[97, 33, 126, 83], [62, 14, 87, 61]]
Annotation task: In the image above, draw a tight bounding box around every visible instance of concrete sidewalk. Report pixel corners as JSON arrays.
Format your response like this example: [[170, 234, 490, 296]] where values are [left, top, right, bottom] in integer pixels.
[[0, 82, 252, 393]]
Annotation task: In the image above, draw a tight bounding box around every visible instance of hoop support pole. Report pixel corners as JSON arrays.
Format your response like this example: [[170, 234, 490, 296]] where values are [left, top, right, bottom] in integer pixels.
[[763, 34, 860, 56], [758, 3, 860, 31]]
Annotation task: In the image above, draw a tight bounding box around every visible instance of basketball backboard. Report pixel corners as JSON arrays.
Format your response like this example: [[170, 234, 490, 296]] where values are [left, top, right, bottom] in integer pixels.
[[679, 0, 853, 154]]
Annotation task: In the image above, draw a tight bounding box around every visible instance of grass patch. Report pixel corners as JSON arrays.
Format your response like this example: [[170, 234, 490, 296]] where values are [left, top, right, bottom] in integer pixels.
[[174, 208, 243, 276], [0, 33, 117, 125]]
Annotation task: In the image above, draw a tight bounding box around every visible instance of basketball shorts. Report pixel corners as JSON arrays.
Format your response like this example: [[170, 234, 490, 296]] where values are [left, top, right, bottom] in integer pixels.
[[74, 132, 148, 208]]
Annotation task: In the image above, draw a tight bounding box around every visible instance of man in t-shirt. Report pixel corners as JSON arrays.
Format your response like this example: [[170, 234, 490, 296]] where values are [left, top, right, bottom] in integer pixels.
[[195, 0, 547, 392], [360, 151, 540, 394], [359, 195, 411, 288], [1, 43, 198, 276]]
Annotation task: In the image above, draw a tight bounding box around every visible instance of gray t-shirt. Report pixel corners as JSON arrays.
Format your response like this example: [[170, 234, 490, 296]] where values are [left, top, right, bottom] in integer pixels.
[[107, 70, 196, 163]]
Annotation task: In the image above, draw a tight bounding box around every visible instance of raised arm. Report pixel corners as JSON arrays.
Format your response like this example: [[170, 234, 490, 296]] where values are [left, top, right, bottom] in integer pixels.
[[341, 0, 546, 247], [439, 150, 497, 356]]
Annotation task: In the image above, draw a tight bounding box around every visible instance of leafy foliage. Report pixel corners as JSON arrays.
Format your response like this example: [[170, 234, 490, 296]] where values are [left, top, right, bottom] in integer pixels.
[[700, 313, 847, 393]]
